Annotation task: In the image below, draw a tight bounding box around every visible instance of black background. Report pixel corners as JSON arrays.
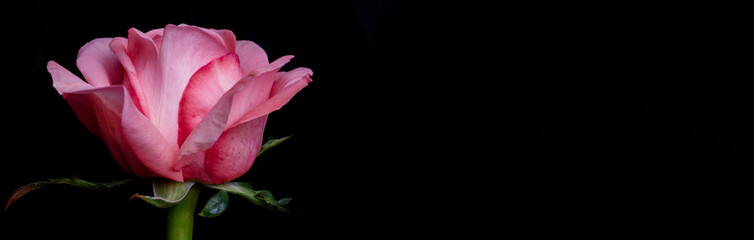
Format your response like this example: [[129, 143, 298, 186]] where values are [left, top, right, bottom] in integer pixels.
[[0, 1, 749, 239]]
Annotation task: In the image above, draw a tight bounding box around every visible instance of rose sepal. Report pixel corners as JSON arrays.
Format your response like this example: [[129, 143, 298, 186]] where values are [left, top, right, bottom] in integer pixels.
[[131, 180, 197, 208]]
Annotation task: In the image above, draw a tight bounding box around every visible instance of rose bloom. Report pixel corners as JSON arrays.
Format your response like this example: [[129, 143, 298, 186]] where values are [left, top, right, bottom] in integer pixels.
[[48, 24, 312, 184]]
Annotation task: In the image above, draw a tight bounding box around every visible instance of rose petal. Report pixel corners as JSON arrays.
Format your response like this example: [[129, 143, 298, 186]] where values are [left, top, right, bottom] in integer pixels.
[[48, 61, 93, 94], [64, 86, 159, 178], [178, 53, 243, 150], [180, 151, 214, 184], [121, 89, 183, 182], [236, 40, 269, 75], [76, 38, 123, 87], [109, 30, 160, 120], [154, 24, 235, 144], [229, 66, 312, 128], [271, 67, 314, 96], [48, 61, 100, 136], [173, 23, 236, 51], [227, 55, 293, 127], [205, 116, 268, 184], [145, 28, 164, 50], [212, 29, 237, 53]]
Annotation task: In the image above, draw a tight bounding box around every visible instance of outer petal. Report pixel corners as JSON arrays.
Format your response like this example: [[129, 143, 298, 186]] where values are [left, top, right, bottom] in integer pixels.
[[154, 24, 235, 144], [180, 151, 214, 184], [64, 86, 159, 178], [271, 67, 314, 96], [76, 38, 123, 87], [227, 55, 293, 127], [178, 53, 243, 150], [47, 61, 160, 178], [236, 40, 268, 75], [48, 61, 100, 136], [121, 89, 183, 182], [229, 66, 313, 128], [48, 61, 93, 94], [205, 115, 268, 184]]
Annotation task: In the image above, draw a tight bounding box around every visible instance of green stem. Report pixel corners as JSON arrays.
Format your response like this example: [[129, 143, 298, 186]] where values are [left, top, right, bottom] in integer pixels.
[[167, 186, 201, 240]]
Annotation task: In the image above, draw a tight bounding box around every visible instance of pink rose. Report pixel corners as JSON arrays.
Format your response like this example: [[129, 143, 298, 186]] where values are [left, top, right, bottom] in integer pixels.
[[48, 24, 312, 184]]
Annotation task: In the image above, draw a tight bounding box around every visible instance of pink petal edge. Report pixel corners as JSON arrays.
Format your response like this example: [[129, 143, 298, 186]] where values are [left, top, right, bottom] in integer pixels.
[[226, 55, 294, 127], [236, 40, 269, 75], [228, 66, 313, 128], [76, 38, 123, 87]]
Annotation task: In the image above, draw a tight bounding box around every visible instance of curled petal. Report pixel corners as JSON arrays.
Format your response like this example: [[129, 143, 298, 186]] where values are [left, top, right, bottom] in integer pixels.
[[229, 66, 313, 128], [76, 38, 123, 87], [48, 61, 100, 136], [48, 61, 93, 94], [227, 55, 294, 127], [109, 31, 160, 120], [212, 28, 237, 53], [144, 28, 164, 50], [236, 40, 269, 75], [271, 67, 314, 96]]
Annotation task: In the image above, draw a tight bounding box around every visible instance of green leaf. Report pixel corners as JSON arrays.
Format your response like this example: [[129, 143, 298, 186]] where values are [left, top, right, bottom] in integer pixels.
[[199, 190, 229, 218], [131, 180, 196, 208], [258, 135, 293, 156], [205, 182, 289, 213], [5, 177, 132, 210]]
